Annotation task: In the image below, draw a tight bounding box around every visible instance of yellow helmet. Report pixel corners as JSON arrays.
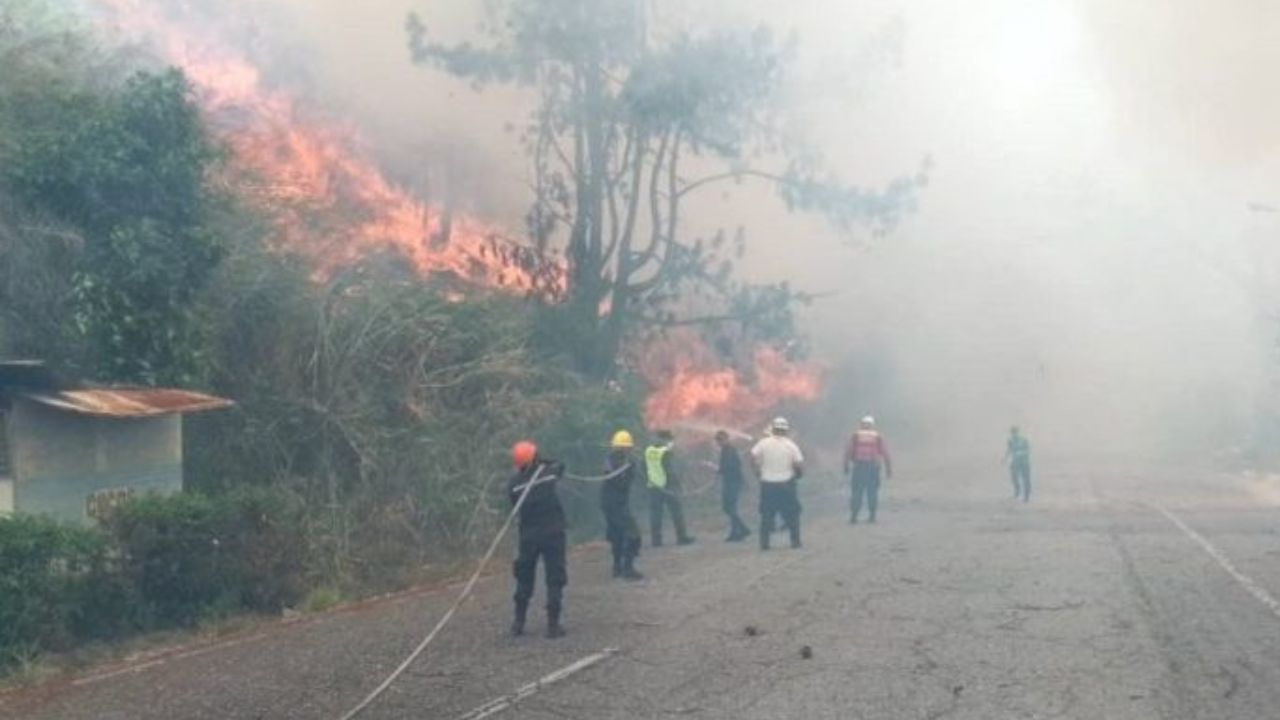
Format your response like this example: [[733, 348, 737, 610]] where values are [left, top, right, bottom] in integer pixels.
[[610, 430, 634, 448]]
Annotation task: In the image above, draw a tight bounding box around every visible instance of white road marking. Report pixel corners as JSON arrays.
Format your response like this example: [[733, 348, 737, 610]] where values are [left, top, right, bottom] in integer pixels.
[[1152, 503, 1280, 619], [455, 648, 618, 720]]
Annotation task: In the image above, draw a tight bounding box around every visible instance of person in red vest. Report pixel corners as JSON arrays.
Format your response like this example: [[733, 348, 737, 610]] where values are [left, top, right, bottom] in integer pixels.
[[845, 416, 893, 524]]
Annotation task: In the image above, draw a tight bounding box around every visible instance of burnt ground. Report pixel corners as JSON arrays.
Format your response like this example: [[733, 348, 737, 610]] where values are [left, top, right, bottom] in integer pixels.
[[6, 461, 1280, 719]]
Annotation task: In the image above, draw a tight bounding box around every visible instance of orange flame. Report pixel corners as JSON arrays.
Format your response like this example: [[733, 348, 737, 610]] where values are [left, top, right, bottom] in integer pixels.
[[91, 1, 821, 424], [637, 332, 822, 429], [93, 0, 560, 295]]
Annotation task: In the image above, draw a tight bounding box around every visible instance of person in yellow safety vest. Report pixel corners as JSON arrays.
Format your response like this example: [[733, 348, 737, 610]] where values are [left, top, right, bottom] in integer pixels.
[[603, 430, 644, 580], [644, 430, 695, 547]]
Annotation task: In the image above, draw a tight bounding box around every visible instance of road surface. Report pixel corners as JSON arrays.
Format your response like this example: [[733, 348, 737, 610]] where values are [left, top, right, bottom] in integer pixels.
[[6, 461, 1280, 719]]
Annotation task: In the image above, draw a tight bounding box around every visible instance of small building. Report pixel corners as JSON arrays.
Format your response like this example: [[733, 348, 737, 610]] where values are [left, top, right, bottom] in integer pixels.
[[0, 361, 232, 524]]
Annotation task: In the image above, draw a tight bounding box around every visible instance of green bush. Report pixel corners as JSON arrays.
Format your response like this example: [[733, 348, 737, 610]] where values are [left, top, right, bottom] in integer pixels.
[[104, 486, 307, 628], [0, 515, 129, 668]]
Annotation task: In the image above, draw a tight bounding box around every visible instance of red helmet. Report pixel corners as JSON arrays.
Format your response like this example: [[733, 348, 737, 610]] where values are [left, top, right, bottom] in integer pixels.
[[511, 441, 538, 468]]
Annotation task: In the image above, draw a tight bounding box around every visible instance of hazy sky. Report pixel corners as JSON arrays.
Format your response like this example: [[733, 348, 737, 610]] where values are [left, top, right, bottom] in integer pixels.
[[224, 0, 1276, 454]]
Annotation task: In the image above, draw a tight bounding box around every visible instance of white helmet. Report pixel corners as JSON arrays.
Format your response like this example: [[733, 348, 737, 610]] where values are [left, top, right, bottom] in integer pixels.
[[861, 415, 876, 426], [771, 416, 790, 433]]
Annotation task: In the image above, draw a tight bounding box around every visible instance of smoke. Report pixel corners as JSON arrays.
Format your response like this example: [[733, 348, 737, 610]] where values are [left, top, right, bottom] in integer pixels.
[[104, 0, 1272, 463], [671, 0, 1269, 461], [230, 0, 529, 224], [1077, 0, 1280, 177]]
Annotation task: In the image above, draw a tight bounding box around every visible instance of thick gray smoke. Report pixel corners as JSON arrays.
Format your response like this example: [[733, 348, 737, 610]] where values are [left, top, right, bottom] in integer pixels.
[[242, 0, 1268, 462]]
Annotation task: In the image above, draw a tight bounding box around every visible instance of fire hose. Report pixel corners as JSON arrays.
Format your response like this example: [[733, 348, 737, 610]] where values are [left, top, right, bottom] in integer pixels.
[[335, 464, 546, 720], [574, 463, 718, 498], [335, 461, 641, 720]]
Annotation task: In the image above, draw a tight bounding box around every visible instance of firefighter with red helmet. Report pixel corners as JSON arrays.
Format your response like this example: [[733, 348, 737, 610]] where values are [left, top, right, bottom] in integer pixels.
[[507, 441, 568, 638]]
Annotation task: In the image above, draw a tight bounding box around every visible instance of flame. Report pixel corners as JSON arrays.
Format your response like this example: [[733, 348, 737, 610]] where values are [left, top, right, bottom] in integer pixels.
[[637, 331, 822, 429], [92, 0, 560, 295], [90, 1, 821, 424]]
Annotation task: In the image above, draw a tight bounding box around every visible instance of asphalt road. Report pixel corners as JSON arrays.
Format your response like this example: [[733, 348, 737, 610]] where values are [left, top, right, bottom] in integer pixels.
[[6, 460, 1280, 720]]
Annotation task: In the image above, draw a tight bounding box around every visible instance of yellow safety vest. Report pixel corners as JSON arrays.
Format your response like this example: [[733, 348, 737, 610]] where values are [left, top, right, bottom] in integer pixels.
[[644, 445, 669, 489]]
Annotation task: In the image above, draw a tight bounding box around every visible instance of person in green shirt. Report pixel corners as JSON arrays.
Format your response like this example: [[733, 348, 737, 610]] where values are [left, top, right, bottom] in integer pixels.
[[1004, 425, 1031, 502]]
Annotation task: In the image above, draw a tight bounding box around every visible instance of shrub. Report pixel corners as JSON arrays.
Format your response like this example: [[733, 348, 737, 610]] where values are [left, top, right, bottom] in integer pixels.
[[104, 486, 307, 628], [0, 515, 127, 668]]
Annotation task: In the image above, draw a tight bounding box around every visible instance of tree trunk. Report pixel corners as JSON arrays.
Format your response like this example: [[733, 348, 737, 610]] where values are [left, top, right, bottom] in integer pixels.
[[568, 54, 616, 378]]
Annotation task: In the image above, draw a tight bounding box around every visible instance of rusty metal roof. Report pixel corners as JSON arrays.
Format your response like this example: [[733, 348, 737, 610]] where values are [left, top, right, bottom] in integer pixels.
[[23, 388, 234, 418]]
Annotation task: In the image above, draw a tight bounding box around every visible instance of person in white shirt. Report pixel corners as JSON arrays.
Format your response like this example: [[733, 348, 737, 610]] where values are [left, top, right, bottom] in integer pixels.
[[750, 417, 804, 550]]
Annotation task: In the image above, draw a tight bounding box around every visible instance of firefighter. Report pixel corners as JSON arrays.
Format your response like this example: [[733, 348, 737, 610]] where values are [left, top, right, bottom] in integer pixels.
[[603, 430, 644, 580], [845, 416, 893, 524], [750, 417, 804, 550], [507, 441, 568, 638], [644, 430, 695, 547], [715, 430, 751, 542], [1005, 425, 1032, 502]]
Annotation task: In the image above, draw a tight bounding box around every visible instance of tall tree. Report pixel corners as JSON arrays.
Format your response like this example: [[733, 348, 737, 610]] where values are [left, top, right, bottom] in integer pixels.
[[409, 0, 923, 377]]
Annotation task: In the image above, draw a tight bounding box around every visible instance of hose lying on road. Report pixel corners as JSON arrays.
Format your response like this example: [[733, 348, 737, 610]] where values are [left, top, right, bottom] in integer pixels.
[[335, 464, 547, 720], [336, 460, 696, 719], [340, 458, 696, 717]]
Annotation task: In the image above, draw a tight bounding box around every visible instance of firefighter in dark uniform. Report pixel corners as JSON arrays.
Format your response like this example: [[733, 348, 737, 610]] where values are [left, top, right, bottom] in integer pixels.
[[716, 430, 751, 542], [603, 430, 644, 580], [507, 441, 568, 638]]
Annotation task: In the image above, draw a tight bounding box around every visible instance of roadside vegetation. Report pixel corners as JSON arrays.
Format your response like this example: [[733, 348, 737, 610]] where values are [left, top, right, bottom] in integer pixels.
[[0, 3, 644, 672]]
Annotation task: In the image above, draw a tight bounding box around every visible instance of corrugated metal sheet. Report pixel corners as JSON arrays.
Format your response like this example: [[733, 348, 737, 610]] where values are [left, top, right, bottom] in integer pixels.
[[23, 388, 234, 418]]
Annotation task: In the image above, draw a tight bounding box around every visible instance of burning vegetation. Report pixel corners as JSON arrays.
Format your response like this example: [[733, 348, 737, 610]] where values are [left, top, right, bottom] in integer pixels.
[[94, 0, 561, 295], [637, 330, 821, 429], [89, 0, 830, 429]]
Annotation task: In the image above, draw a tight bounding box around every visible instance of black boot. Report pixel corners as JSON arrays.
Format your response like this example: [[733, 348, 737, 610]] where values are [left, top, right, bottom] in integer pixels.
[[611, 553, 623, 579], [511, 602, 528, 637], [621, 556, 644, 581], [546, 606, 565, 639]]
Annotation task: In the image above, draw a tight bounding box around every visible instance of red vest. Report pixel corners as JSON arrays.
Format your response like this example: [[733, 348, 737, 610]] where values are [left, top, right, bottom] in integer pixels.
[[850, 430, 884, 462]]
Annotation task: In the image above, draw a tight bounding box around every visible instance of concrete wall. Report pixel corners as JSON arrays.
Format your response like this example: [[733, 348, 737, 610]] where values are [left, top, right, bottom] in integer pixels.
[[9, 399, 182, 524]]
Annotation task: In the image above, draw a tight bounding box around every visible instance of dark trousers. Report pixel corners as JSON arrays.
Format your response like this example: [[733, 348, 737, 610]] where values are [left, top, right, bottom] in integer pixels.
[[851, 462, 881, 522], [759, 481, 801, 548], [722, 484, 750, 538], [513, 532, 567, 617], [604, 508, 641, 567], [649, 486, 690, 545], [1010, 459, 1031, 502]]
